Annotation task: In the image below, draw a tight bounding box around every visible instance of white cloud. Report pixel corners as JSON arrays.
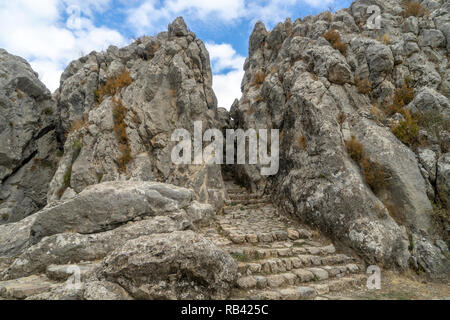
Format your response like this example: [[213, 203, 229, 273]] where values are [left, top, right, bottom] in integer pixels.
[[127, 0, 338, 33], [206, 42, 245, 110], [206, 42, 246, 73], [212, 69, 244, 110], [0, 0, 126, 92]]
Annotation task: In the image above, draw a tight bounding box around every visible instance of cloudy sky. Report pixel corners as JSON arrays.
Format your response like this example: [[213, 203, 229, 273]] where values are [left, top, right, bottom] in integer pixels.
[[0, 0, 352, 109]]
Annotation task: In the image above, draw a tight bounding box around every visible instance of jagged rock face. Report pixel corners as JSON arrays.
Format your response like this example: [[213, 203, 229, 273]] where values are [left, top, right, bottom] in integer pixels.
[[0, 49, 58, 224], [49, 17, 226, 209], [231, 0, 449, 275]]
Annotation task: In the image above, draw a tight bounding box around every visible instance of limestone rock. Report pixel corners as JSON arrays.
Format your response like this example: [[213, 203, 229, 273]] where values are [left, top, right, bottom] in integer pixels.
[[31, 181, 194, 243], [0, 49, 57, 223], [97, 231, 238, 300], [48, 17, 226, 209]]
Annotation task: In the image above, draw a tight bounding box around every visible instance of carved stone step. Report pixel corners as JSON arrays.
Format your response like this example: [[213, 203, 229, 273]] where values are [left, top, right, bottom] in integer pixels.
[[236, 255, 356, 275], [46, 262, 100, 282], [232, 274, 368, 300], [0, 275, 58, 300]]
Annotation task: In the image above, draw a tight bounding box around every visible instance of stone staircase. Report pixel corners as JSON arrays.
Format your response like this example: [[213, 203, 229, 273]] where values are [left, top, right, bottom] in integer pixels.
[[0, 182, 368, 300], [0, 261, 99, 300], [200, 181, 368, 300]]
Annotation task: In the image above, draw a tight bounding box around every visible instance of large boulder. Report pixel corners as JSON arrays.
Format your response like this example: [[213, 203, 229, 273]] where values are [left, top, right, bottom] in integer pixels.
[[0, 49, 58, 223], [30, 181, 194, 243], [0, 214, 37, 257], [1, 212, 194, 280], [97, 231, 238, 300]]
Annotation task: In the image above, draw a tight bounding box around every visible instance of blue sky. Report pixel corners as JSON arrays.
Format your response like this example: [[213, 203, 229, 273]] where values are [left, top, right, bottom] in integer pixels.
[[0, 0, 353, 109]]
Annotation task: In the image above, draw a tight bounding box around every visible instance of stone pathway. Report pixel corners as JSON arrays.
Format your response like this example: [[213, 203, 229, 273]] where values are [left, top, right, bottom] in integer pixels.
[[200, 181, 367, 300], [0, 181, 367, 300]]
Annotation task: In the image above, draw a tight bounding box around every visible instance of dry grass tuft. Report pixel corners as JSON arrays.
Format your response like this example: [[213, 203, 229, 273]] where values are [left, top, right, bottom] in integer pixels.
[[297, 135, 307, 150], [355, 78, 372, 94], [338, 112, 347, 125], [345, 136, 389, 193], [95, 68, 132, 103], [385, 83, 414, 116], [402, 0, 426, 17], [323, 29, 348, 56], [252, 71, 267, 86]]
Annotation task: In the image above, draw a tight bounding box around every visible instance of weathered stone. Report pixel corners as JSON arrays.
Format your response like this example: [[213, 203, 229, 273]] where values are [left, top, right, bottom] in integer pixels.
[[97, 231, 237, 299], [0, 49, 57, 224], [84, 281, 131, 300], [292, 269, 314, 282], [297, 286, 317, 299], [31, 181, 193, 243], [237, 276, 257, 289], [307, 268, 329, 280]]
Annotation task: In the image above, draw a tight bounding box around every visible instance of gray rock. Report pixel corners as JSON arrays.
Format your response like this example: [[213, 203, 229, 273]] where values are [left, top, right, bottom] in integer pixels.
[[0, 214, 37, 257], [1, 214, 191, 280], [417, 148, 437, 183], [97, 231, 238, 300], [229, 0, 448, 276], [83, 281, 131, 300], [31, 181, 193, 243], [419, 29, 446, 48], [437, 153, 450, 207], [0, 49, 57, 223]]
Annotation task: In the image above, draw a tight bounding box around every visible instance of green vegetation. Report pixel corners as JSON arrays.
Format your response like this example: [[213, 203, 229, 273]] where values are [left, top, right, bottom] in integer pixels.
[[112, 97, 133, 172]]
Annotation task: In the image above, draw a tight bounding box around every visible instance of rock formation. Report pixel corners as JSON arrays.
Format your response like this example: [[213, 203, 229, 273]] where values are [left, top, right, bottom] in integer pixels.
[[0, 49, 58, 224], [230, 0, 449, 275], [48, 17, 226, 210], [0, 0, 449, 300]]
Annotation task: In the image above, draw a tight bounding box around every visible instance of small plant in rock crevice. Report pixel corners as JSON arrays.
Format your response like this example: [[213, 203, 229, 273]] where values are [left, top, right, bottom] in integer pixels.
[[58, 139, 83, 198], [345, 136, 389, 194], [95, 68, 132, 104], [323, 29, 348, 56]]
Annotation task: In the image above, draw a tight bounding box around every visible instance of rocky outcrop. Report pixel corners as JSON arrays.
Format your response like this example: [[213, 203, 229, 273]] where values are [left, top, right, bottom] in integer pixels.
[[0, 179, 237, 299], [0, 49, 58, 224], [48, 17, 226, 209], [96, 230, 237, 300], [30, 181, 194, 243], [230, 0, 449, 276]]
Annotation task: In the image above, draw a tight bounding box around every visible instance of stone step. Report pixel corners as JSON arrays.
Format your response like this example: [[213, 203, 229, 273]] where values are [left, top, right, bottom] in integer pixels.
[[46, 262, 100, 282], [224, 229, 314, 244], [223, 205, 275, 214], [236, 263, 361, 290], [232, 274, 368, 300], [236, 254, 356, 275], [224, 198, 271, 206], [0, 275, 58, 300], [227, 242, 336, 257], [226, 188, 246, 194], [228, 193, 261, 200]]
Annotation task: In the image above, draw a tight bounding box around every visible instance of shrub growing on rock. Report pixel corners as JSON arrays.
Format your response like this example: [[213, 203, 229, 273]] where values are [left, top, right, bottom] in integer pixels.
[[355, 78, 372, 94], [402, 0, 426, 17], [345, 136, 389, 194], [112, 97, 132, 172], [95, 68, 132, 103], [323, 29, 348, 56]]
